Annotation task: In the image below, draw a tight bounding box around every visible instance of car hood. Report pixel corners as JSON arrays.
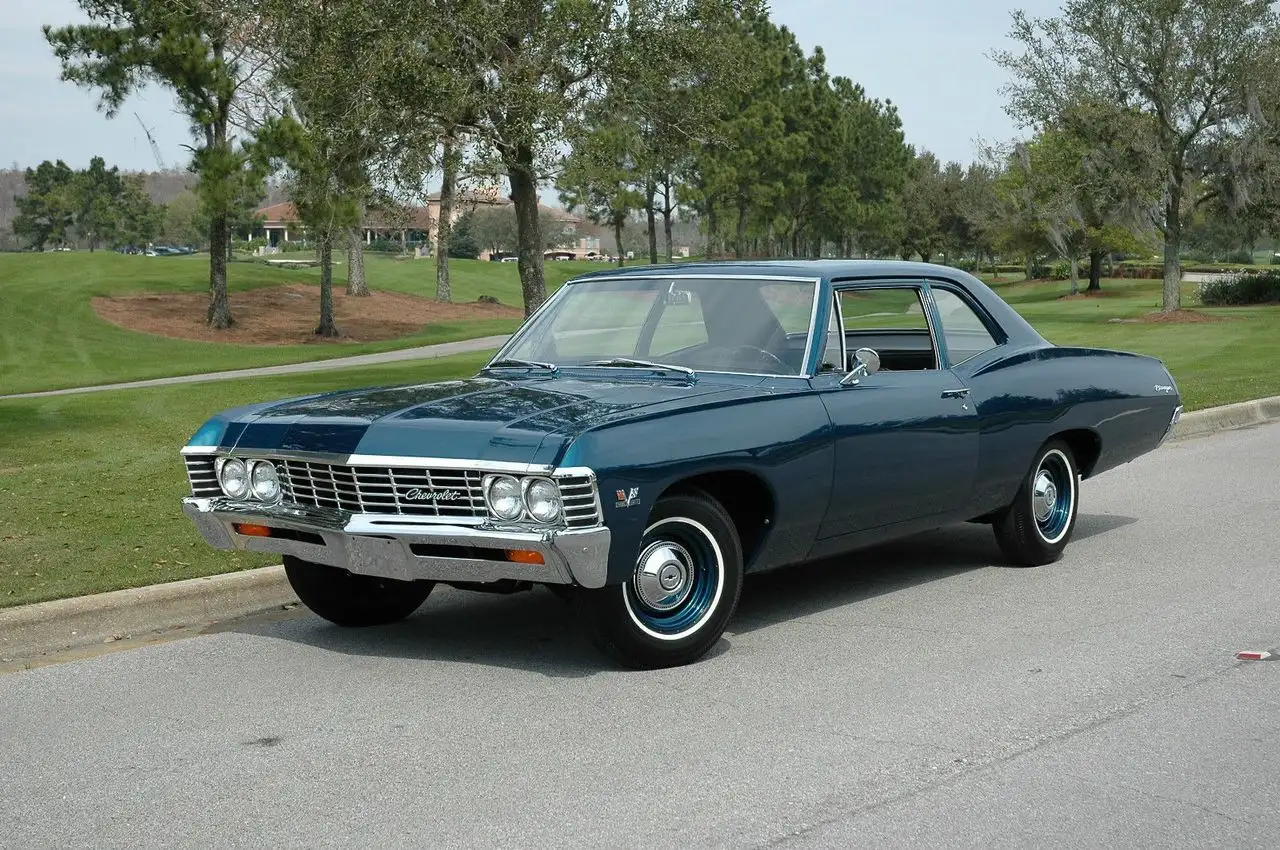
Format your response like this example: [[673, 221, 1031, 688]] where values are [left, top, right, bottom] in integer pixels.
[[215, 375, 760, 467]]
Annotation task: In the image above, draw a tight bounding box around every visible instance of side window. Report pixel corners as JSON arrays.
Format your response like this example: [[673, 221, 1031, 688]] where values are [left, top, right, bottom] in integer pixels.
[[837, 287, 937, 371], [930, 289, 999, 365]]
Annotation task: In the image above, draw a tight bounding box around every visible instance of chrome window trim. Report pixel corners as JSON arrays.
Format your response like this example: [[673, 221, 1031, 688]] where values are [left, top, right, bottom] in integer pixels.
[[488, 273, 825, 380], [831, 280, 944, 372], [921, 283, 1005, 369]]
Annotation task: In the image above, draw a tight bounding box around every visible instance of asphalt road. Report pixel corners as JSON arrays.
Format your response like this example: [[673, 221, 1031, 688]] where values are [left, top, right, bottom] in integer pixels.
[[3, 423, 1278, 848]]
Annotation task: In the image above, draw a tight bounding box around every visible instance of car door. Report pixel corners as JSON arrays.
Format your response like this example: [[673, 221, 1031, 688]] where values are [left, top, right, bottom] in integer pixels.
[[812, 282, 980, 542]]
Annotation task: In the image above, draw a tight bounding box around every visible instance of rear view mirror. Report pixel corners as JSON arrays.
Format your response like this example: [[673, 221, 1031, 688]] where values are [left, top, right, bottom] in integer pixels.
[[841, 347, 881, 386]]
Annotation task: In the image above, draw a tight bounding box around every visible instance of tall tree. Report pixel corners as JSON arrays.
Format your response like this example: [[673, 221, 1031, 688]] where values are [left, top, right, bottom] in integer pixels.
[[72, 156, 124, 251], [993, 0, 1280, 311], [559, 106, 646, 267], [46, 1, 262, 327], [409, 0, 758, 315], [255, 0, 417, 335], [11, 160, 76, 250], [435, 131, 461, 303]]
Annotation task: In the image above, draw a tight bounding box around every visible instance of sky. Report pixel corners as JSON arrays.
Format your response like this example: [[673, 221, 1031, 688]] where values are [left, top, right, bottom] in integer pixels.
[[0, 0, 1063, 176]]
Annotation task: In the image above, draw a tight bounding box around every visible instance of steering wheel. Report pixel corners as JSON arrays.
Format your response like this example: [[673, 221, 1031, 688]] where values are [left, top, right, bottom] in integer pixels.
[[704, 345, 788, 373]]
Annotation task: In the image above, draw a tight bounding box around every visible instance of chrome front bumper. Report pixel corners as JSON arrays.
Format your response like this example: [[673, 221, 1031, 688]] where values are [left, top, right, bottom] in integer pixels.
[[182, 498, 610, 588]]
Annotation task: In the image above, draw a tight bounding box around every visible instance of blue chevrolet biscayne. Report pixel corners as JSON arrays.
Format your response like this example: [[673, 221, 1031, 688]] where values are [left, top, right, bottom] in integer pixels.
[[181, 260, 1183, 668]]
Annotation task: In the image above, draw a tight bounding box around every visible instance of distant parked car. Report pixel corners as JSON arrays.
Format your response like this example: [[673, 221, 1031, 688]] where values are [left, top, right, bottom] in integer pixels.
[[179, 260, 1183, 669]]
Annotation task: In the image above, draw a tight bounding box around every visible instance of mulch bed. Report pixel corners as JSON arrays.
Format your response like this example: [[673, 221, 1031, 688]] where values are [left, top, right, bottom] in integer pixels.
[[92, 283, 523, 346]]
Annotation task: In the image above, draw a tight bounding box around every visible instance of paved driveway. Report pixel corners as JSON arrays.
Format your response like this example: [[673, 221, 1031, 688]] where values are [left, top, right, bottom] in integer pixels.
[[3, 423, 1277, 848]]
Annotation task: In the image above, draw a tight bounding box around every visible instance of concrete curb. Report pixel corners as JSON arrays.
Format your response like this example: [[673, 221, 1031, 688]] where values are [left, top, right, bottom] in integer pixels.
[[0, 566, 294, 664], [3, 393, 1279, 666], [1169, 394, 1280, 442]]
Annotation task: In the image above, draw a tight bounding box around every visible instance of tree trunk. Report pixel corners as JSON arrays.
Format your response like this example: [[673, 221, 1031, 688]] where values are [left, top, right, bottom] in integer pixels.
[[346, 226, 369, 296], [1068, 255, 1080, 296], [436, 133, 458, 303], [1161, 195, 1182, 312], [645, 178, 658, 265], [1087, 250, 1103, 292], [662, 179, 674, 263], [614, 217, 625, 267], [506, 145, 546, 318], [734, 203, 748, 259], [1025, 254, 1034, 280], [706, 202, 719, 259], [316, 234, 340, 337], [206, 208, 233, 328]]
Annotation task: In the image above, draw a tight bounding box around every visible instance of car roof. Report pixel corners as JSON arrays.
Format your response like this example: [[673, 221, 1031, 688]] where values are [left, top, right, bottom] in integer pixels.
[[565, 259, 970, 284]]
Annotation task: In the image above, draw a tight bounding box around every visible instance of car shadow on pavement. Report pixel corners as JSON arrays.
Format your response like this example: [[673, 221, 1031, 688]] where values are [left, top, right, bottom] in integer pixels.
[[231, 513, 1136, 675], [730, 512, 1137, 634]]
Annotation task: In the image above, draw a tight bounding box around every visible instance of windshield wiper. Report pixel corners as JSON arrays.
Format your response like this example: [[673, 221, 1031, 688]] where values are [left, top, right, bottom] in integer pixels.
[[583, 358, 696, 376], [485, 358, 558, 371]]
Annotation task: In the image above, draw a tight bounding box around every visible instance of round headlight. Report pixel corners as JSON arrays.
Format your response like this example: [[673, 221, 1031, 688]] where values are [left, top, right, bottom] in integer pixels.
[[485, 475, 524, 521], [217, 458, 250, 500], [249, 460, 281, 502], [524, 478, 562, 523]]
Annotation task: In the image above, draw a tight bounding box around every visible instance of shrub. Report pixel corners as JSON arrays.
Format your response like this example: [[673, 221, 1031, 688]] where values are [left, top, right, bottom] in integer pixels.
[[1225, 249, 1255, 265], [1199, 270, 1280, 306]]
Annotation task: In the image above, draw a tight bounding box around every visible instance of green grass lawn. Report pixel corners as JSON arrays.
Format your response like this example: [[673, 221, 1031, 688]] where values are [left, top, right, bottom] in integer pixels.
[[0, 352, 493, 608], [992, 276, 1280, 410], [0, 250, 601, 395]]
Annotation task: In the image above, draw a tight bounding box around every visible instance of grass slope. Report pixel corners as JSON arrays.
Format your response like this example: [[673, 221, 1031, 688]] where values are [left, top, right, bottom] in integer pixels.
[[0, 251, 593, 395], [0, 352, 491, 608], [994, 277, 1280, 410]]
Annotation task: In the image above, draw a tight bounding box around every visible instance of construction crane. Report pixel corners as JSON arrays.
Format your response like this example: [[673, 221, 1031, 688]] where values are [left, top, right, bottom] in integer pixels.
[[134, 112, 166, 171]]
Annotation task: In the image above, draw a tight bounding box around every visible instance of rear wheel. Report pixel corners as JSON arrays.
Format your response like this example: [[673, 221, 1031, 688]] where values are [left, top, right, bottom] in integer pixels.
[[283, 555, 434, 627], [992, 440, 1080, 566], [574, 492, 743, 669]]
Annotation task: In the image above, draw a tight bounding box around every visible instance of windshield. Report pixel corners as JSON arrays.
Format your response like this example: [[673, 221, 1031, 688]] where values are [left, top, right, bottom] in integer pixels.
[[494, 276, 819, 376]]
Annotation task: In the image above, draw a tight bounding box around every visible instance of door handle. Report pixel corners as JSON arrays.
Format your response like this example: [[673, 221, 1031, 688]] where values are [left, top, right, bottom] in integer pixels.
[[941, 388, 971, 399]]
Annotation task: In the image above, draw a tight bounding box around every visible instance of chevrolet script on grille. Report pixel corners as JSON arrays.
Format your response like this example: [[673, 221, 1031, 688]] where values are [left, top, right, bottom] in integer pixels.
[[403, 488, 465, 502]]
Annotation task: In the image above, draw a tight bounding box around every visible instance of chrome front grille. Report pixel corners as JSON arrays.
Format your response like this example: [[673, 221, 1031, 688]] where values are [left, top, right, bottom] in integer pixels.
[[558, 476, 602, 528], [184, 453, 604, 528], [184, 455, 221, 498], [278, 461, 486, 518]]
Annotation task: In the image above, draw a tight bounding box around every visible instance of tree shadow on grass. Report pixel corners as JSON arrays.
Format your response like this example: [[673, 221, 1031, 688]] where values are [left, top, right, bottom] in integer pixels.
[[229, 513, 1137, 677]]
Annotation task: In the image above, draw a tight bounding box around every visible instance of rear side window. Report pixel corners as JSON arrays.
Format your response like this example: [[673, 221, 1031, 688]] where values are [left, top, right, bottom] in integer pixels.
[[930, 288, 999, 365]]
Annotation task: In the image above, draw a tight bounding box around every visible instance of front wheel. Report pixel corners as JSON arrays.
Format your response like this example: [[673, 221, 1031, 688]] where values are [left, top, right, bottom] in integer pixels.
[[992, 440, 1080, 566], [574, 492, 744, 669], [283, 555, 434, 627]]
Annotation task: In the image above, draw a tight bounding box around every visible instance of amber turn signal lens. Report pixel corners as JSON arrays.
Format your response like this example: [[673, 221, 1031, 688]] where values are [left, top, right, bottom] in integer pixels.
[[505, 549, 545, 565], [233, 523, 272, 537]]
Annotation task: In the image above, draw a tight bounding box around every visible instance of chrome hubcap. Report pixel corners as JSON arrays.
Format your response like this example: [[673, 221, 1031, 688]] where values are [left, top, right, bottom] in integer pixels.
[[1032, 471, 1058, 522], [634, 542, 694, 612]]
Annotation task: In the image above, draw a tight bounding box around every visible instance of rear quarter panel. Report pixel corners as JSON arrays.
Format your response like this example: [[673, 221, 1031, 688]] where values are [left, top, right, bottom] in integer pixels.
[[559, 390, 835, 586], [960, 344, 1180, 514]]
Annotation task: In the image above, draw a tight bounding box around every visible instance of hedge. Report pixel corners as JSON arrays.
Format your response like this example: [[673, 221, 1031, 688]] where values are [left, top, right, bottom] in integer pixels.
[[1199, 270, 1280, 306]]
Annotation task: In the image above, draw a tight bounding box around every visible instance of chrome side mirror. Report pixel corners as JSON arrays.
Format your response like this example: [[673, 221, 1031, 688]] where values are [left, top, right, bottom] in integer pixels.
[[840, 347, 881, 386]]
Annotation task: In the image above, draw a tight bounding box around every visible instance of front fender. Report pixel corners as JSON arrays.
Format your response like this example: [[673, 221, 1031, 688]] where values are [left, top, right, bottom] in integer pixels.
[[564, 392, 835, 585]]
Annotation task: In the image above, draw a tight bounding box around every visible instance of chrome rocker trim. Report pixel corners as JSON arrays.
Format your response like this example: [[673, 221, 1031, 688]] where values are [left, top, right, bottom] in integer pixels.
[[182, 497, 611, 589]]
